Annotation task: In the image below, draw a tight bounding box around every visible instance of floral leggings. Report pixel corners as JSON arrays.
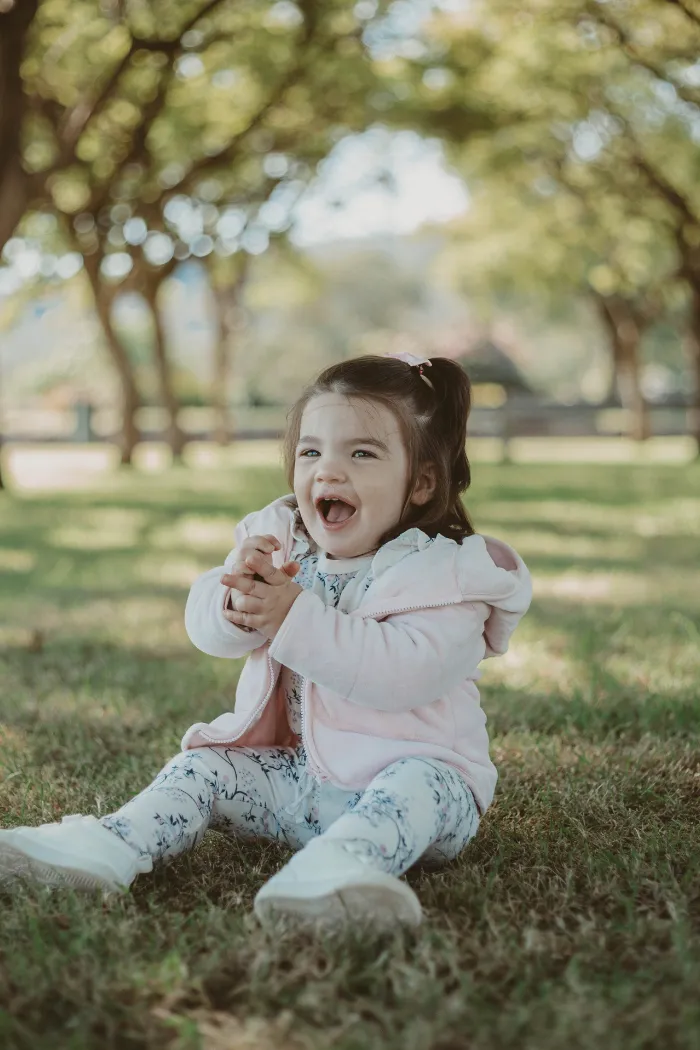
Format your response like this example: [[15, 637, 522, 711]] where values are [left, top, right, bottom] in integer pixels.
[[100, 744, 480, 877]]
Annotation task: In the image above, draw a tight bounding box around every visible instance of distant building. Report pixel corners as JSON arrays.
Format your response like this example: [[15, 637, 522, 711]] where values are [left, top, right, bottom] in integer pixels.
[[454, 339, 534, 398], [447, 338, 535, 453]]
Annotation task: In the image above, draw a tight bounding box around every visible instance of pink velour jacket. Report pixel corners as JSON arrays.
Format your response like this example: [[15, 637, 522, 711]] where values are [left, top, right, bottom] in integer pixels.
[[182, 495, 532, 814]]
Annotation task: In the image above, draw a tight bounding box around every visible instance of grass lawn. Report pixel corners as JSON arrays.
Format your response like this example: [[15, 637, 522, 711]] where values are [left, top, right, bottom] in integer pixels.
[[0, 446, 699, 1049]]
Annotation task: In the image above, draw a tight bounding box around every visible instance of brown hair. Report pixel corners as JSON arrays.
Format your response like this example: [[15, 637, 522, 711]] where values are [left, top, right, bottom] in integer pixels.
[[281, 355, 474, 547]]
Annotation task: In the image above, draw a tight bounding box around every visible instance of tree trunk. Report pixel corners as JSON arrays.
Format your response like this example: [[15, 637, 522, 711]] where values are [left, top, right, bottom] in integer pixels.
[[0, 0, 39, 489], [210, 259, 250, 446], [593, 293, 651, 441], [212, 287, 232, 446], [211, 286, 239, 446], [685, 283, 700, 457], [0, 331, 5, 490], [0, 0, 38, 256], [141, 276, 187, 460], [83, 254, 142, 464], [616, 334, 650, 442]]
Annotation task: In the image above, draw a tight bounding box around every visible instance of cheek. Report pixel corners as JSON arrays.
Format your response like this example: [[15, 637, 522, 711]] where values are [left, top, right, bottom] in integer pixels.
[[360, 473, 405, 509], [293, 464, 309, 491]]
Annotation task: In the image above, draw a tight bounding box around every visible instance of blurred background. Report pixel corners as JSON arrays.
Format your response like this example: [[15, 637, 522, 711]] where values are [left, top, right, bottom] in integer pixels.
[[3, 5, 700, 1039], [1, 0, 699, 486]]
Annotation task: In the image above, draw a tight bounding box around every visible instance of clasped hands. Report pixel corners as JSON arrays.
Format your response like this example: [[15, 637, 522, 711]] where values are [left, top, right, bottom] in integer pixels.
[[221, 533, 302, 639]]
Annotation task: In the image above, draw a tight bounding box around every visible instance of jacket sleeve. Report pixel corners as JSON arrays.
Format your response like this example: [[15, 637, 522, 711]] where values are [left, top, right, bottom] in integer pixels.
[[268, 589, 490, 712], [184, 511, 268, 658]]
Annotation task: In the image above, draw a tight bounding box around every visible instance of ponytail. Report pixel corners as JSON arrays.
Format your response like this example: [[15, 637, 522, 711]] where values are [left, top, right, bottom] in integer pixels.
[[282, 354, 475, 545], [410, 356, 474, 541]]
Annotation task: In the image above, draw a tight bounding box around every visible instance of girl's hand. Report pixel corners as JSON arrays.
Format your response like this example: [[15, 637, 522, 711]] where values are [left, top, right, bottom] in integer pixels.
[[222, 548, 302, 640], [226, 534, 282, 579]]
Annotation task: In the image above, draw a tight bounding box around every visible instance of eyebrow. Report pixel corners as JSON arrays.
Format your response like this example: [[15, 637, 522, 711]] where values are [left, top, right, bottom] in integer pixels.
[[297, 435, 390, 453]]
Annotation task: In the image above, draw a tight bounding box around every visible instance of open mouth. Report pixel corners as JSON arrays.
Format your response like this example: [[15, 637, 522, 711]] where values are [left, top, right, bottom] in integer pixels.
[[315, 497, 357, 528]]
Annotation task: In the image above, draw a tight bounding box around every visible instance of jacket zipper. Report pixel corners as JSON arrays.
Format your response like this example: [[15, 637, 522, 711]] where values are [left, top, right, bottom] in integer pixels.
[[195, 648, 277, 746], [297, 597, 459, 780], [358, 596, 457, 620], [300, 676, 329, 780], [194, 597, 460, 755]]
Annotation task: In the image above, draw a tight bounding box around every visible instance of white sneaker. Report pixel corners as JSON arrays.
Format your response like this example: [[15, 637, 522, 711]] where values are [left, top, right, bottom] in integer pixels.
[[0, 815, 152, 893], [254, 839, 423, 927]]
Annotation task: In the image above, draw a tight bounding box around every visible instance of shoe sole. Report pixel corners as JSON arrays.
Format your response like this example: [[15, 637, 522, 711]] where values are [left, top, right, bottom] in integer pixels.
[[0, 838, 123, 894], [254, 876, 423, 928]]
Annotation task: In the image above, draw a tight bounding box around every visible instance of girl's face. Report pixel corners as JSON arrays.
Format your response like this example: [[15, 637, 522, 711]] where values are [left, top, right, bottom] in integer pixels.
[[294, 393, 430, 559]]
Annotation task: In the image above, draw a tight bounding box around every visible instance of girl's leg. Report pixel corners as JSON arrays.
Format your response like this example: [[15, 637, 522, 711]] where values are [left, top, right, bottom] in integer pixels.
[[100, 744, 312, 867], [318, 757, 480, 876], [253, 758, 479, 927], [0, 744, 317, 893]]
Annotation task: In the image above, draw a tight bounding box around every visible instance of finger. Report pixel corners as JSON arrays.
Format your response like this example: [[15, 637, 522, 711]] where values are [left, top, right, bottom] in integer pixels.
[[282, 561, 300, 577], [222, 563, 259, 583], [224, 609, 259, 629], [233, 594, 263, 614], [244, 551, 289, 586], [222, 545, 272, 580], [243, 535, 280, 555], [221, 572, 251, 589], [239, 549, 274, 577], [222, 557, 257, 583], [221, 572, 258, 595], [243, 554, 279, 579], [230, 572, 271, 597]]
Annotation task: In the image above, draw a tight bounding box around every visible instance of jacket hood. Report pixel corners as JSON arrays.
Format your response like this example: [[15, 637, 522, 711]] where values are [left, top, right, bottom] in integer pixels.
[[279, 496, 531, 658], [356, 527, 531, 657], [460, 533, 533, 657]]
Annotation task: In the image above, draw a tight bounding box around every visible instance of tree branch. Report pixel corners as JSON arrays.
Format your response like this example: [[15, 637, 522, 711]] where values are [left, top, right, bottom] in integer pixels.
[[172, 70, 308, 196], [59, 39, 141, 154], [60, 0, 233, 175], [584, 2, 700, 109], [633, 152, 700, 226], [162, 17, 323, 198], [664, 0, 700, 30]]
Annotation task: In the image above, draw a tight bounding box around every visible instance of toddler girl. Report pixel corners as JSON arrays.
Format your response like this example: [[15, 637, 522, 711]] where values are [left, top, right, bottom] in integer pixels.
[[0, 352, 531, 927]]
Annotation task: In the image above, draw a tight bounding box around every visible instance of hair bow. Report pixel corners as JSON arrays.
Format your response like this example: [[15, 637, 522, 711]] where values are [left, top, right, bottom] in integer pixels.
[[385, 350, 434, 389]]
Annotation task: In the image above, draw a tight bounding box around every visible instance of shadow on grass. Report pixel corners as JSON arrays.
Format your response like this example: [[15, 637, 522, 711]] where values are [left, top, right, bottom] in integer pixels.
[[1, 459, 699, 1049], [486, 679, 700, 742]]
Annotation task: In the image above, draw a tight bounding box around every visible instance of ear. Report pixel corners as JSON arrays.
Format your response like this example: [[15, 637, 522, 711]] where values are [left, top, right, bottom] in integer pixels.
[[409, 463, 437, 507]]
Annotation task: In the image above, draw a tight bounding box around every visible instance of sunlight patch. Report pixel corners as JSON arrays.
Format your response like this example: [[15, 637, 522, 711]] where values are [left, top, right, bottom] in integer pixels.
[[152, 1006, 303, 1050], [138, 557, 209, 589], [30, 596, 189, 650], [633, 500, 700, 537], [51, 508, 146, 550], [150, 516, 236, 552], [535, 572, 644, 603], [505, 530, 642, 561], [535, 570, 699, 606], [479, 500, 634, 532], [487, 638, 575, 692], [479, 498, 700, 537], [185, 439, 283, 469], [7, 446, 120, 491], [0, 549, 36, 572], [0, 724, 28, 750]]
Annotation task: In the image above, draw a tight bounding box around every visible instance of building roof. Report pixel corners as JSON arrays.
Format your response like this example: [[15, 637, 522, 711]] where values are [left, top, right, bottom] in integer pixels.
[[455, 339, 533, 394]]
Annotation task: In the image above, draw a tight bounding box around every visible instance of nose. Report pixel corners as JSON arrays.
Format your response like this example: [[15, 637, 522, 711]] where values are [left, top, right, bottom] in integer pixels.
[[314, 455, 347, 484]]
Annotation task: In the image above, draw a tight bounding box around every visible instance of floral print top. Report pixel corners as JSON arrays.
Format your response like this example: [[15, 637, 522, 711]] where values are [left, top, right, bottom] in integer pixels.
[[281, 516, 376, 735]]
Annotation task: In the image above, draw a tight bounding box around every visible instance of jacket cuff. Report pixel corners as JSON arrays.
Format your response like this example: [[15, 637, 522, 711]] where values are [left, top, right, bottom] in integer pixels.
[[219, 585, 256, 637], [269, 588, 320, 665]]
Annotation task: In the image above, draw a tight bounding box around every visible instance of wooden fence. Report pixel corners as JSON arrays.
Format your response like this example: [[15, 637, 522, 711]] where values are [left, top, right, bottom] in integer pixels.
[[0, 398, 693, 444]]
